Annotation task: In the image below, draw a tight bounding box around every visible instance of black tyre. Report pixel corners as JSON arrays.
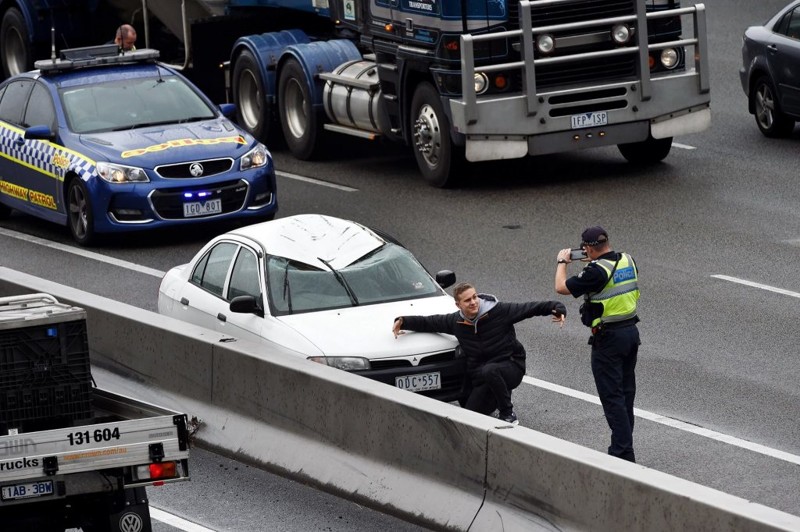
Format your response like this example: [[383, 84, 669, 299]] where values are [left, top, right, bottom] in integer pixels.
[[233, 50, 275, 142], [0, 201, 11, 219], [410, 82, 463, 188], [1, 7, 31, 80], [67, 178, 96, 246], [618, 135, 672, 164], [278, 58, 321, 160], [752, 75, 795, 138]]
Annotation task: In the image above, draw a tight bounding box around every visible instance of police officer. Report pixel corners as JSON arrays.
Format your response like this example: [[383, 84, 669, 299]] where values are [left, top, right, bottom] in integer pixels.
[[554, 226, 640, 462]]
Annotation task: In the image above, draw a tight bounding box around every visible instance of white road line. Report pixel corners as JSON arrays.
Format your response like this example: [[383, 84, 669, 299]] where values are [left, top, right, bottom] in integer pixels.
[[150, 507, 217, 532], [523, 376, 800, 466], [276, 170, 358, 191], [673, 142, 696, 150], [0, 227, 165, 278], [711, 274, 800, 299]]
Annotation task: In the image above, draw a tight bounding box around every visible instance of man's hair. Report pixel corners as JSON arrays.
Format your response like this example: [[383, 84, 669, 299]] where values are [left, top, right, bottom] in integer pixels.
[[453, 282, 474, 302]]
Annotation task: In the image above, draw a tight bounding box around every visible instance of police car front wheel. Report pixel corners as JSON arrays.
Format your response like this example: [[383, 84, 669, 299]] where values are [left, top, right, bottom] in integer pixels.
[[67, 179, 96, 246]]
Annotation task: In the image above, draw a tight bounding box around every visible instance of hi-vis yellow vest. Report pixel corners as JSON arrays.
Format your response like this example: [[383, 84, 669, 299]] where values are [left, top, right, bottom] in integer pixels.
[[585, 253, 639, 327]]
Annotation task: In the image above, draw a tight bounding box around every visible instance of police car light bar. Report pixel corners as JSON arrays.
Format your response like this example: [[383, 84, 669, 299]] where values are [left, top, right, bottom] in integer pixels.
[[34, 46, 161, 73]]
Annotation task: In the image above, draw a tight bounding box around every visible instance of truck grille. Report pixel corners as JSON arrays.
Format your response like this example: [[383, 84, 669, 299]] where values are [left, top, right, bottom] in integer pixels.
[[508, 0, 635, 27], [508, 0, 638, 89]]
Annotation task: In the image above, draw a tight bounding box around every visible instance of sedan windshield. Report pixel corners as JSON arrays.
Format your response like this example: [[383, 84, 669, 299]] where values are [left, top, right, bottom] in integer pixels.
[[267, 243, 442, 314], [60, 76, 216, 134]]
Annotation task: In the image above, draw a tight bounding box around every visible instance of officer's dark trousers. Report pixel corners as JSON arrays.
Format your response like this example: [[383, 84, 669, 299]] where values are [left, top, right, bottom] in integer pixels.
[[465, 358, 525, 416], [591, 324, 640, 462]]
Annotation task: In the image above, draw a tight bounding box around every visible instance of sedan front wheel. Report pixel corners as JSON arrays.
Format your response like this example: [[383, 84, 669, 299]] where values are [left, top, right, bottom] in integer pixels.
[[753, 76, 795, 138], [67, 178, 96, 246]]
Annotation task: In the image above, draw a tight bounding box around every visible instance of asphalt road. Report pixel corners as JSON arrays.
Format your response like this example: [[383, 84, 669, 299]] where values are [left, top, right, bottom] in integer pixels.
[[4, 1, 800, 530]]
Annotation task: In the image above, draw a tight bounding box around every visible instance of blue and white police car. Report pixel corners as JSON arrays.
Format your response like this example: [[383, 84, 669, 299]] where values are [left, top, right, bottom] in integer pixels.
[[0, 45, 277, 245]]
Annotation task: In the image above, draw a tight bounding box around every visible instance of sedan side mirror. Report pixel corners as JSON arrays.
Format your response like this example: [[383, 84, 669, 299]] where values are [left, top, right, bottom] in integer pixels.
[[230, 294, 263, 317], [435, 270, 456, 289]]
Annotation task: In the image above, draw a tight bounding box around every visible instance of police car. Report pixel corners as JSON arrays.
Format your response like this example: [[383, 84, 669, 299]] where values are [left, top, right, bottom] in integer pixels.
[[0, 45, 277, 245]]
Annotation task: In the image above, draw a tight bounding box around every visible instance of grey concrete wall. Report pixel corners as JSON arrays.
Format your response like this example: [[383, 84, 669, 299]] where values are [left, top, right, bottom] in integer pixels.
[[2, 267, 798, 531]]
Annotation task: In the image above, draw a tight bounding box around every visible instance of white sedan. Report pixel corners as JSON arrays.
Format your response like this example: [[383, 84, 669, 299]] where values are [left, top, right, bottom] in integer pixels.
[[158, 214, 466, 401]]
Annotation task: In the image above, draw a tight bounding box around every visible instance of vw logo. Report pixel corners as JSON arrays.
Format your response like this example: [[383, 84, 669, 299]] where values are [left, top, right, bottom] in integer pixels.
[[189, 162, 204, 177], [118, 511, 144, 532]]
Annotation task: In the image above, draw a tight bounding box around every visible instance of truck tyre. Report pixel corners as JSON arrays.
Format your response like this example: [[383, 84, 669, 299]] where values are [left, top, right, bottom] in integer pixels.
[[617, 135, 672, 164], [1, 7, 31, 80], [278, 58, 321, 160], [233, 50, 275, 142], [67, 178, 96, 246], [410, 82, 463, 188], [752, 75, 795, 138]]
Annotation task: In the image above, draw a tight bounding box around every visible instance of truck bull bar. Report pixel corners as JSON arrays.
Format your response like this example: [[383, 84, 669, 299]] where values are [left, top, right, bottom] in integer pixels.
[[457, 1, 709, 127]]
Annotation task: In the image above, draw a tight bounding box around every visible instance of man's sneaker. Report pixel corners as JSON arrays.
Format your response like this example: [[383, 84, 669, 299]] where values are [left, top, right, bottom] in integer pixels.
[[500, 411, 519, 425]]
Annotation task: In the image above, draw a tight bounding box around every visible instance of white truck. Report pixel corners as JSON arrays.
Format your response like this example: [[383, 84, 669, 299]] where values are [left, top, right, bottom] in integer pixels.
[[0, 294, 190, 532]]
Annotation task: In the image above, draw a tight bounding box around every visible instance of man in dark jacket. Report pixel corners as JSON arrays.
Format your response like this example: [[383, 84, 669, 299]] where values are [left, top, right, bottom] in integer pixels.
[[392, 283, 566, 424]]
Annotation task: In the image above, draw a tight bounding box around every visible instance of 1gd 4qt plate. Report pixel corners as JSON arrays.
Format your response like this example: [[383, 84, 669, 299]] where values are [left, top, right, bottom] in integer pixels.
[[571, 111, 608, 129], [395, 371, 441, 392], [1, 480, 54, 500]]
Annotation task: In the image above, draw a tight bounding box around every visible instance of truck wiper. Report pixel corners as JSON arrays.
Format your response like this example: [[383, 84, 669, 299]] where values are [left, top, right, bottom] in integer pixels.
[[318, 257, 358, 306]]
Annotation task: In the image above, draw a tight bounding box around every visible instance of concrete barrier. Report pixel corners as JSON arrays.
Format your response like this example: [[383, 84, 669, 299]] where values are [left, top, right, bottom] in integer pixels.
[[1, 266, 798, 531]]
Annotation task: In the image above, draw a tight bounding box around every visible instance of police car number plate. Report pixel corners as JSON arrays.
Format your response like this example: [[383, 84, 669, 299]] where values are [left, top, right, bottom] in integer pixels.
[[1, 480, 53, 500], [571, 111, 608, 129], [183, 198, 222, 217], [395, 371, 441, 392]]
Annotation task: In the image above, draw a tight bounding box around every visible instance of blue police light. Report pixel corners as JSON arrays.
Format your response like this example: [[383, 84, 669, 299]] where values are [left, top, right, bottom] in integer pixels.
[[183, 192, 193, 199]]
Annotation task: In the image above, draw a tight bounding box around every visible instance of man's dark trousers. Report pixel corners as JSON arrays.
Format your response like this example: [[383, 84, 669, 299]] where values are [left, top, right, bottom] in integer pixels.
[[464, 358, 525, 416], [591, 324, 640, 462]]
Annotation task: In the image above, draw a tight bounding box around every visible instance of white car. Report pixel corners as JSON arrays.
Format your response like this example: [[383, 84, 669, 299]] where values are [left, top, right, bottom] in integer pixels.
[[158, 214, 465, 401]]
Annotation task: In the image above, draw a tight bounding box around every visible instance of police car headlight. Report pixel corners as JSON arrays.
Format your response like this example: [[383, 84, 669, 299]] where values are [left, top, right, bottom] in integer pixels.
[[307, 356, 370, 371], [240, 144, 269, 170], [97, 162, 149, 183]]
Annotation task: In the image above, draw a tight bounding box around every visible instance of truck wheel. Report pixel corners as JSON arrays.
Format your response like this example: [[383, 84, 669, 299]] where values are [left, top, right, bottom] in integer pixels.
[[410, 82, 463, 188], [67, 178, 96, 246], [278, 58, 321, 160], [752, 75, 795, 138], [617, 135, 672, 164], [1, 7, 31, 79], [233, 50, 274, 142]]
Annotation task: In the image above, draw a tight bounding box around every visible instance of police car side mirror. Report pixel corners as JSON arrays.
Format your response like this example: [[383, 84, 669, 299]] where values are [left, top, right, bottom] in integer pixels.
[[219, 103, 236, 118], [24, 125, 55, 141], [436, 270, 456, 289]]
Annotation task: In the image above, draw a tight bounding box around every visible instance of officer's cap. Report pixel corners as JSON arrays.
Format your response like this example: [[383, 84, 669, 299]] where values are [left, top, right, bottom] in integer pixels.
[[581, 226, 608, 246]]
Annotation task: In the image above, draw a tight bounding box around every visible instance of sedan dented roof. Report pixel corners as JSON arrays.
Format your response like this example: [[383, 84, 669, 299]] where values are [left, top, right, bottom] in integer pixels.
[[230, 214, 384, 270]]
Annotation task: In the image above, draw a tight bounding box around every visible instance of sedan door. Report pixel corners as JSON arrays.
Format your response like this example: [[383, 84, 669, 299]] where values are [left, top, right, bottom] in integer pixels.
[[174, 241, 239, 332], [770, 6, 800, 115]]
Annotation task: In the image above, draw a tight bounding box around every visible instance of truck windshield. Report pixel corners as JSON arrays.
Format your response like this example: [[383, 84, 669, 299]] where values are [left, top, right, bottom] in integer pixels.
[[60, 76, 216, 134], [267, 243, 442, 315]]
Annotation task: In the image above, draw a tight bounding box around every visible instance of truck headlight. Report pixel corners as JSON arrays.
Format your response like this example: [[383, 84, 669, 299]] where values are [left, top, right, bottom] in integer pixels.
[[611, 24, 632, 45], [660, 48, 679, 69], [308, 356, 371, 371], [473, 72, 488, 94], [96, 162, 148, 183], [536, 34, 555, 54], [240, 144, 269, 170]]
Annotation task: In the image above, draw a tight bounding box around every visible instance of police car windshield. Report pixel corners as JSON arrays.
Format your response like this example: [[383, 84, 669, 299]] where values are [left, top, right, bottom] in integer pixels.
[[60, 76, 216, 134]]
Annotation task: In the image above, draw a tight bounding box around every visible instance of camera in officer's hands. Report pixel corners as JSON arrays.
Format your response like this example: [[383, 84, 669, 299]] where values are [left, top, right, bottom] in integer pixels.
[[569, 248, 587, 261]]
